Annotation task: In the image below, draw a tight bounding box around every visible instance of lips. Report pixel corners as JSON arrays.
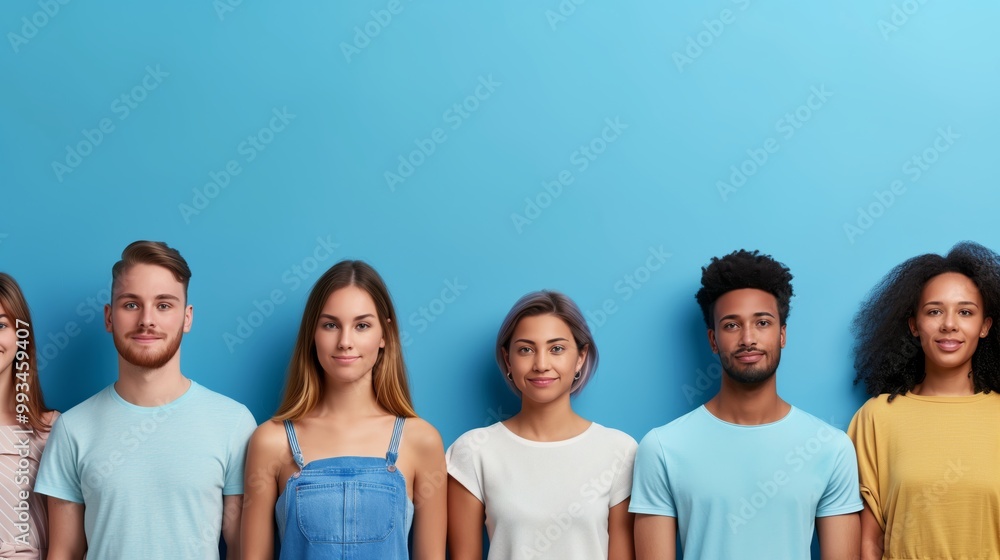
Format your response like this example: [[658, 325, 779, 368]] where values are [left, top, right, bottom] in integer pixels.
[[527, 377, 557, 387], [735, 351, 764, 363], [332, 356, 360, 364], [130, 332, 164, 344], [935, 339, 963, 352]]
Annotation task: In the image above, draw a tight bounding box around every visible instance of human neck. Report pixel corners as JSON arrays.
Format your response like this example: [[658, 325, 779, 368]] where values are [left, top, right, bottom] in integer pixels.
[[313, 375, 384, 418], [115, 356, 190, 407], [705, 377, 789, 425], [913, 364, 975, 396], [505, 397, 588, 442]]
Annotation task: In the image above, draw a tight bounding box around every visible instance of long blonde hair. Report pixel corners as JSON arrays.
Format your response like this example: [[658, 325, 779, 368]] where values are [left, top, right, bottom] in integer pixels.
[[274, 260, 416, 420], [0, 273, 54, 433]]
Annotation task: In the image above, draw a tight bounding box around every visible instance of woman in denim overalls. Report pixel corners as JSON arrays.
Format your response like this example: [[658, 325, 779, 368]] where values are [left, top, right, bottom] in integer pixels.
[[242, 261, 448, 560]]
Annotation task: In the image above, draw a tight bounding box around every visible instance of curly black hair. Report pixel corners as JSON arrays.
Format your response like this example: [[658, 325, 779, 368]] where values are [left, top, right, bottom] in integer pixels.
[[853, 241, 1000, 399], [695, 249, 794, 329]]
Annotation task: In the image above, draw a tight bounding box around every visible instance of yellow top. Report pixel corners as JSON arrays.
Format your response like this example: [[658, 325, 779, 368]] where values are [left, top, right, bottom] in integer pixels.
[[848, 392, 1000, 559]]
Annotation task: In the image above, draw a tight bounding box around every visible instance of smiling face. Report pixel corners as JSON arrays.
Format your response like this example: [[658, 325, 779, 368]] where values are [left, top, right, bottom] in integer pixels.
[[503, 313, 587, 406], [708, 288, 786, 385], [105, 263, 192, 370], [313, 286, 386, 385], [908, 272, 992, 379], [0, 303, 16, 378]]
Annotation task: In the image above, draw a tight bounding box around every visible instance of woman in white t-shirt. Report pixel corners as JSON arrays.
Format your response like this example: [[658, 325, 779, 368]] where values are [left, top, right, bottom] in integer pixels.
[[447, 290, 637, 560]]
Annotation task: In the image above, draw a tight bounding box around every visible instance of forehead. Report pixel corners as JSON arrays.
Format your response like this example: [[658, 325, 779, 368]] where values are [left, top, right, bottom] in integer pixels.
[[713, 288, 779, 319], [321, 285, 378, 314], [513, 313, 574, 339], [921, 272, 981, 301], [113, 263, 185, 296]]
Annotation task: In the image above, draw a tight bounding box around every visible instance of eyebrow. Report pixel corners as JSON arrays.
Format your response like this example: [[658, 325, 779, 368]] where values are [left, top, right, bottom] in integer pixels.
[[922, 300, 981, 308], [513, 337, 570, 345], [719, 312, 776, 321], [318, 313, 376, 321], [115, 293, 182, 302]]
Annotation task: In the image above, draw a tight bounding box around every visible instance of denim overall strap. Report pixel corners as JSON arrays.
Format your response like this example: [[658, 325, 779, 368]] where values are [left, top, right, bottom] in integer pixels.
[[283, 419, 306, 469], [385, 417, 406, 471]]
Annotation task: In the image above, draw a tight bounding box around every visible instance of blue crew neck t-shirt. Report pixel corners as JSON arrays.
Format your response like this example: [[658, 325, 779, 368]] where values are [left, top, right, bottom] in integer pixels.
[[630, 406, 862, 559], [35, 381, 256, 560]]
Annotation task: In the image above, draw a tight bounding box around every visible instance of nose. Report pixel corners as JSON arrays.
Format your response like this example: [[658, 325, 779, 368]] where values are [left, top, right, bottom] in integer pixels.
[[139, 307, 155, 329], [739, 327, 756, 348], [337, 329, 353, 349], [941, 311, 958, 332], [533, 351, 550, 372]]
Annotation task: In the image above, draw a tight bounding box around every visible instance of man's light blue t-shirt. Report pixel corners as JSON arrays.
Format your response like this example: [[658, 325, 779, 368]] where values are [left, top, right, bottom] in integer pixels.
[[630, 406, 862, 559], [35, 381, 257, 560]]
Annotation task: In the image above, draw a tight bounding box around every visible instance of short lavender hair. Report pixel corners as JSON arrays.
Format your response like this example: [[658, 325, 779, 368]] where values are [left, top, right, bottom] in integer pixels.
[[495, 290, 599, 396]]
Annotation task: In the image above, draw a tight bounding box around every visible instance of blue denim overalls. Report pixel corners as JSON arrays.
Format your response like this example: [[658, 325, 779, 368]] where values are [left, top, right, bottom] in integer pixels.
[[275, 417, 414, 559]]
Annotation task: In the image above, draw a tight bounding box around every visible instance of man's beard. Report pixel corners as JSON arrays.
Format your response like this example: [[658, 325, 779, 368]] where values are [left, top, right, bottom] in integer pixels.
[[720, 348, 780, 385], [113, 327, 183, 369]]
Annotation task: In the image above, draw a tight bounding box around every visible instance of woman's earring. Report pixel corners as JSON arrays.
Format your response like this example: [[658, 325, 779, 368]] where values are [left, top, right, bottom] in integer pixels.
[[574, 371, 581, 381], [507, 371, 513, 381]]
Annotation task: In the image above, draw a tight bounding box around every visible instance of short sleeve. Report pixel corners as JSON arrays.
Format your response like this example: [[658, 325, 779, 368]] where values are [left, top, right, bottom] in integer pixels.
[[222, 408, 257, 495], [608, 435, 638, 507], [628, 430, 676, 517], [816, 431, 863, 517], [33, 415, 84, 503], [847, 402, 884, 529], [445, 431, 484, 503]]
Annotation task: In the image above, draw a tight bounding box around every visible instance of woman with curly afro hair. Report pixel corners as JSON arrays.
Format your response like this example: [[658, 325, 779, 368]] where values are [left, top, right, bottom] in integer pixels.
[[848, 241, 1000, 559]]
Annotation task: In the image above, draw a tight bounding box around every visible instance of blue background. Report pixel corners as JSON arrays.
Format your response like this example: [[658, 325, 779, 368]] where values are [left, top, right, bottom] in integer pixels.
[[3, 1, 998, 557]]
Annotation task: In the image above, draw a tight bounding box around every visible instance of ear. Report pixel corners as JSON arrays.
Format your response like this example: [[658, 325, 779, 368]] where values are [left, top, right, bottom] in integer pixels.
[[908, 316, 918, 337], [183, 305, 194, 333], [501, 346, 511, 371], [575, 343, 589, 373], [779, 324, 786, 348], [982, 317, 993, 338], [707, 329, 718, 354], [104, 304, 113, 332]]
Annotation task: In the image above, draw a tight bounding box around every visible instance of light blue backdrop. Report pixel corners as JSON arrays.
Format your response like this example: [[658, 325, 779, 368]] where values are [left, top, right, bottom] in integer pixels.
[[3, 1, 998, 556]]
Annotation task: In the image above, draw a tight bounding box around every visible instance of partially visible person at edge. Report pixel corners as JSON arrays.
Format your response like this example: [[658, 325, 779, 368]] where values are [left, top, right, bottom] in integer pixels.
[[35, 241, 256, 560], [1, 273, 58, 559], [241, 260, 447, 559], [447, 290, 637, 560], [631, 249, 862, 560], [849, 241, 1000, 559]]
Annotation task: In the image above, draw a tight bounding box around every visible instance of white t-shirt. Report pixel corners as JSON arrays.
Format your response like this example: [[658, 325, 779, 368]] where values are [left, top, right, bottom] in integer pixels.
[[447, 422, 637, 560]]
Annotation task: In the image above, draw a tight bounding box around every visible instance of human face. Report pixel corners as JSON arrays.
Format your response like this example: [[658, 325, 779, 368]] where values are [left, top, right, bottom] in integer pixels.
[[0, 303, 17, 378], [908, 272, 992, 378], [314, 286, 385, 385], [503, 314, 587, 405], [105, 264, 192, 370], [708, 288, 786, 385]]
